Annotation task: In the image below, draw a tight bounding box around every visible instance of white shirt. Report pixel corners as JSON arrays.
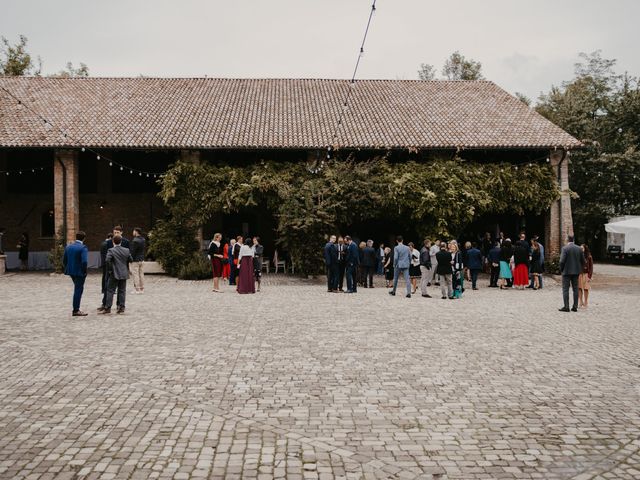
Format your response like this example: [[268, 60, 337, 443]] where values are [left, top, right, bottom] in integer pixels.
[[410, 249, 420, 267], [239, 244, 253, 257]]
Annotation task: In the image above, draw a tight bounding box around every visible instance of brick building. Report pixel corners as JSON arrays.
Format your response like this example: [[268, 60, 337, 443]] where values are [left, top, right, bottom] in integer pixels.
[[0, 77, 580, 268]]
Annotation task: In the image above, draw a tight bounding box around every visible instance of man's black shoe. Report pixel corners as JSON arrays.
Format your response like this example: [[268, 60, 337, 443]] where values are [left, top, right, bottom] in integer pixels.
[[571, 306, 578, 312], [98, 308, 111, 314], [558, 307, 570, 312], [97, 306, 106, 312], [441, 296, 447, 299], [116, 307, 125, 314], [72, 310, 88, 317], [389, 291, 395, 296], [422, 294, 432, 298], [406, 294, 411, 298]]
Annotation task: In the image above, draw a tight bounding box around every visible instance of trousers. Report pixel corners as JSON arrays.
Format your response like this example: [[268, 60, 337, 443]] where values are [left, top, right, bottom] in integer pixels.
[[562, 274, 579, 309], [71, 275, 86, 312], [440, 273, 453, 298], [393, 267, 411, 295], [346, 263, 358, 292], [105, 277, 127, 309], [131, 261, 144, 291], [419, 265, 431, 295]]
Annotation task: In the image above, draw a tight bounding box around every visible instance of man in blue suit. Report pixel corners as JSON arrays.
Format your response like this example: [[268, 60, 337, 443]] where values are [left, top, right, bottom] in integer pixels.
[[62, 231, 89, 317], [344, 235, 360, 293], [390, 235, 412, 297]]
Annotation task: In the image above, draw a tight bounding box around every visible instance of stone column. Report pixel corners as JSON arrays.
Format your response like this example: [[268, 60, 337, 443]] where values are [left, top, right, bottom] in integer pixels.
[[54, 149, 80, 244], [545, 149, 574, 258], [179, 150, 204, 248]]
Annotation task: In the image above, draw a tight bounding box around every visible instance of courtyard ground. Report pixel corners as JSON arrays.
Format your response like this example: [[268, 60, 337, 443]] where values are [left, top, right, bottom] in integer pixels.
[[0, 266, 639, 480]]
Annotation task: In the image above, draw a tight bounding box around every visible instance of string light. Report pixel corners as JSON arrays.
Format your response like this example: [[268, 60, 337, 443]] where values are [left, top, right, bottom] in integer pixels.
[[321, 0, 378, 169], [0, 85, 165, 179]]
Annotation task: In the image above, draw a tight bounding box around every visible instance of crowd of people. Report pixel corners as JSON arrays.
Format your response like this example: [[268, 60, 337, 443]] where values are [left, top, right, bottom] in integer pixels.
[[207, 234, 264, 294], [57, 224, 595, 315], [323, 231, 595, 304]]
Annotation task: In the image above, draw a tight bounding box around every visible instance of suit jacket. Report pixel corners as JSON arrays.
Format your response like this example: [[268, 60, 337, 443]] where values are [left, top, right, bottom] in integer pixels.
[[466, 247, 483, 270], [559, 242, 585, 276], [362, 246, 376, 267], [345, 242, 360, 266], [323, 242, 338, 266], [393, 243, 411, 269], [100, 239, 110, 267], [63, 240, 88, 277], [435, 250, 453, 275], [106, 245, 133, 280], [106, 236, 130, 249]]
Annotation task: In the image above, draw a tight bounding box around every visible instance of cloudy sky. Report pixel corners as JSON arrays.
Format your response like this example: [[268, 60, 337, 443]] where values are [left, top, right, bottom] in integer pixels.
[[2, 0, 639, 102]]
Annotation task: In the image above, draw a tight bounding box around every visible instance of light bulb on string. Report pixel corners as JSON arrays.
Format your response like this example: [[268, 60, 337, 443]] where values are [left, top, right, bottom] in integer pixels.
[[81, 147, 85, 152], [97, 155, 101, 160], [130, 170, 133, 174], [139, 172, 142, 176], [109, 162, 112, 167], [120, 166, 123, 171]]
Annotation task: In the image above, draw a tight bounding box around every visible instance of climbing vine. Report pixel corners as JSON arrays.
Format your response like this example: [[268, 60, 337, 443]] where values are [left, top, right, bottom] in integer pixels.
[[152, 156, 558, 275]]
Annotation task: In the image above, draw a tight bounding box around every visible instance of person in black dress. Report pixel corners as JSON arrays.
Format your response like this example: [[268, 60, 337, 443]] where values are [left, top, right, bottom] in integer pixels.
[[208, 233, 224, 292], [17, 232, 29, 270]]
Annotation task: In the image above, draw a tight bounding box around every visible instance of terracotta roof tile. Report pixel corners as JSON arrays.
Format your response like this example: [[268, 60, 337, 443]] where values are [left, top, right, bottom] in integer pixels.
[[0, 77, 581, 149]]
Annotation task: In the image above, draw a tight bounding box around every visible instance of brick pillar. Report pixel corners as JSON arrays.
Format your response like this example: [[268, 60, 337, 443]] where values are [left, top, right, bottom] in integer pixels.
[[179, 150, 204, 247], [545, 149, 574, 258], [54, 149, 80, 244]]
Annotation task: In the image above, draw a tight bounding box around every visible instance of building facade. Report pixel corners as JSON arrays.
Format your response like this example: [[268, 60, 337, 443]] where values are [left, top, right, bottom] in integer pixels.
[[0, 77, 580, 268]]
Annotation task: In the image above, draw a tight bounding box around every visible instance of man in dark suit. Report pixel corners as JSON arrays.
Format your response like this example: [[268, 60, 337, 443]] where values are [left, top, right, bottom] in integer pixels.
[[559, 235, 585, 312], [336, 236, 347, 291], [361, 240, 376, 288], [100, 235, 133, 315], [99, 226, 129, 311], [63, 231, 89, 317], [229, 236, 243, 286], [99, 233, 113, 308], [344, 235, 360, 293], [323, 235, 338, 292]]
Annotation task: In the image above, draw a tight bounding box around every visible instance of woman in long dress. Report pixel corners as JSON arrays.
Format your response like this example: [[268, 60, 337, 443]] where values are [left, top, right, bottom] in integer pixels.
[[208, 233, 224, 292], [578, 244, 593, 308], [222, 238, 231, 281], [499, 239, 513, 289], [237, 242, 256, 294]]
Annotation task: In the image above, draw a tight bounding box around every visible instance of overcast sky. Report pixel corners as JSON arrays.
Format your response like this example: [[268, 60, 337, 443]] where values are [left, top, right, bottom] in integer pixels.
[[2, 0, 639, 102]]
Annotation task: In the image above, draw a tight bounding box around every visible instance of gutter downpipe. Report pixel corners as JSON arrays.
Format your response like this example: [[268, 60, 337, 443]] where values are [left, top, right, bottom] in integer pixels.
[[557, 149, 568, 254]]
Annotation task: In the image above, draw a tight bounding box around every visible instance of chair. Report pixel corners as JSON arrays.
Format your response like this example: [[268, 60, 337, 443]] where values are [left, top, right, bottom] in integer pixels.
[[275, 259, 286, 273], [261, 257, 269, 273]]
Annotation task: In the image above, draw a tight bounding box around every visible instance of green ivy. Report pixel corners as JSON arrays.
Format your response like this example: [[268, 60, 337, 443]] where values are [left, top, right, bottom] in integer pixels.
[[153, 156, 559, 276]]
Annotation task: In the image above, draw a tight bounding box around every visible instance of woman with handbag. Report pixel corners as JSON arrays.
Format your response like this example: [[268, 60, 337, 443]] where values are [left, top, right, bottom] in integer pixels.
[[208, 233, 224, 292]]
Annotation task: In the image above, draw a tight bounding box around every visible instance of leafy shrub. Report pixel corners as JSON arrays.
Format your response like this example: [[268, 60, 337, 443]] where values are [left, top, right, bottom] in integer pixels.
[[148, 218, 200, 277], [178, 253, 212, 280]]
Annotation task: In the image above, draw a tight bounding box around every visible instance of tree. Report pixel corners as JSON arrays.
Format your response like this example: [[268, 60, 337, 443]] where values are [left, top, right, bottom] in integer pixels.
[[536, 51, 640, 256], [442, 51, 484, 80], [0, 35, 41, 76], [514, 92, 531, 106], [417, 63, 436, 81], [51, 62, 90, 78]]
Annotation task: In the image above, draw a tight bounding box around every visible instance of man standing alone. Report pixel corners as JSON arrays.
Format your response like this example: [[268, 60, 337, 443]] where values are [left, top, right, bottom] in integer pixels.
[[323, 235, 338, 292], [101, 235, 133, 315], [130, 227, 146, 293], [63, 231, 89, 317], [389, 236, 411, 298], [559, 235, 585, 312]]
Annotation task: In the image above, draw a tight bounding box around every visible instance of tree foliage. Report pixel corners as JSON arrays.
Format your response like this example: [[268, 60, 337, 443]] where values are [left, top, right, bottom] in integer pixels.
[[442, 51, 484, 80], [153, 157, 558, 276], [417, 63, 436, 81], [0, 34, 88, 77], [0, 35, 41, 76], [536, 50, 640, 254]]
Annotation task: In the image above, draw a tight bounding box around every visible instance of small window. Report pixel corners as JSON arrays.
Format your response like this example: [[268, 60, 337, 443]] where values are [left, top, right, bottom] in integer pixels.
[[41, 209, 55, 238]]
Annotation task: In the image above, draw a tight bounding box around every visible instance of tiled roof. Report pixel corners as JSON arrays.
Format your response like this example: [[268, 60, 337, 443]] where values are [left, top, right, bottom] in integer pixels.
[[0, 77, 581, 150]]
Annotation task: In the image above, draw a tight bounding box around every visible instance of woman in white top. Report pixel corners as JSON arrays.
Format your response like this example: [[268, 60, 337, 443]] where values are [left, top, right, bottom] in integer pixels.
[[408, 242, 421, 294], [237, 242, 256, 294]]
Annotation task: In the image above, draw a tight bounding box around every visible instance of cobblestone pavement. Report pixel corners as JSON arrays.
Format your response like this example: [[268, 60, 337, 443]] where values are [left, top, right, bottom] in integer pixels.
[[0, 267, 639, 479]]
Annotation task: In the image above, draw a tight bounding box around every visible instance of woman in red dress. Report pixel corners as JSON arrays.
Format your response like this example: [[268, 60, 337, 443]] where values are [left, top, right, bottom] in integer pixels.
[[208, 233, 224, 292], [512, 242, 530, 289], [222, 239, 230, 280]]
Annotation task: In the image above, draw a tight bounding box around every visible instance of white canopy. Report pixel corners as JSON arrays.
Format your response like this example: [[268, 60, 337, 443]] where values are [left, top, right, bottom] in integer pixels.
[[605, 217, 640, 253], [605, 217, 640, 234]]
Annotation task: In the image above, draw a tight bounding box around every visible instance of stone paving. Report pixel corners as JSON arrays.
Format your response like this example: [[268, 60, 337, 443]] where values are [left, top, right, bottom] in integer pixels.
[[0, 267, 639, 479]]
